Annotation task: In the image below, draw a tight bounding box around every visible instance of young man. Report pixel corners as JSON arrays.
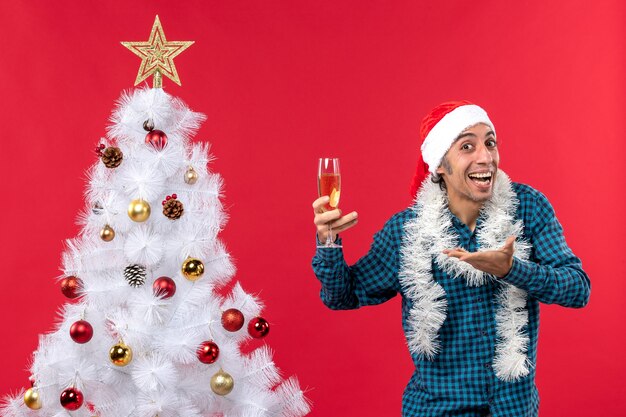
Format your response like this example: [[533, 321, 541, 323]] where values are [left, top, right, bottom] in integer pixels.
[[311, 101, 590, 417]]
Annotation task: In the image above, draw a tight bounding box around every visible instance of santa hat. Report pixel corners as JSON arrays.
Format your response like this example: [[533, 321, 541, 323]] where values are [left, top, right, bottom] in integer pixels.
[[410, 100, 496, 197]]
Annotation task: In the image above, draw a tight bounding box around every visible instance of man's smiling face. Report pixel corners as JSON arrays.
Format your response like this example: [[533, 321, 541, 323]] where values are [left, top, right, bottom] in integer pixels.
[[436, 123, 499, 204]]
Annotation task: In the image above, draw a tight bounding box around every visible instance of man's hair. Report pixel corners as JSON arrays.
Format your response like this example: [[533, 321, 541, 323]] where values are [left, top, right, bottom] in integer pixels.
[[431, 172, 447, 191]]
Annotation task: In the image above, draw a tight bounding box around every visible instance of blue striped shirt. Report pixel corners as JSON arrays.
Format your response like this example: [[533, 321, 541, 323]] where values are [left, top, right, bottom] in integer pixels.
[[312, 182, 590, 417]]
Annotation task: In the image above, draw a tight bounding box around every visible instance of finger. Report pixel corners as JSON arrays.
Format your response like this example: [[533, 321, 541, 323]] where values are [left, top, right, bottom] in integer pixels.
[[444, 250, 466, 259], [502, 235, 516, 251], [329, 211, 358, 228], [448, 252, 481, 266], [447, 250, 482, 263], [330, 214, 359, 232], [314, 208, 343, 226], [332, 219, 358, 234], [443, 247, 465, 254], [314, 208, 343, 225], [312, 196, 330, 213]]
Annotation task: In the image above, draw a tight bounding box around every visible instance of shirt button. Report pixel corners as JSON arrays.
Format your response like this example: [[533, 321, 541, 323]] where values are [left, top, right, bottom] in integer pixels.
[[476, 297, 483, 302], [484, 362, 491, 369], [481, 329, 487, 336]]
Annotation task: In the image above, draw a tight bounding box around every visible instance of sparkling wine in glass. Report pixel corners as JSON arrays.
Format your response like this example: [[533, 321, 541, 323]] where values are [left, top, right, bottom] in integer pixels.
[[317, 158, 342, 248]]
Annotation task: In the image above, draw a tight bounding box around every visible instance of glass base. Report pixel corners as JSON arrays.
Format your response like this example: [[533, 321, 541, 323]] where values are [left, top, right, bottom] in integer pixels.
[[317, 242, 342, 248]]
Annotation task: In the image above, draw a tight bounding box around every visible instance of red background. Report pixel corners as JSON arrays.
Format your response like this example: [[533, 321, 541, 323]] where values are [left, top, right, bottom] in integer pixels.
[[0, 1, 624, 416]]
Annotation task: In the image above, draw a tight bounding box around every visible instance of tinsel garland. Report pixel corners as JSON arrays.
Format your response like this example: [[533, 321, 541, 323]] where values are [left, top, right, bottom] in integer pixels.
[[399, 171, 532, 381]]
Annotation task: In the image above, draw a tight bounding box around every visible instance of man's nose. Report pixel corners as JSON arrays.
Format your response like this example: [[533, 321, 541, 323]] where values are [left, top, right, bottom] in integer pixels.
[[475, 143, 493, 164]]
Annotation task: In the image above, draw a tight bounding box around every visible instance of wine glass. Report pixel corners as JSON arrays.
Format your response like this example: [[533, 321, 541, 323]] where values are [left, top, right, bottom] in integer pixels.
[[317, 158, 342, 248]]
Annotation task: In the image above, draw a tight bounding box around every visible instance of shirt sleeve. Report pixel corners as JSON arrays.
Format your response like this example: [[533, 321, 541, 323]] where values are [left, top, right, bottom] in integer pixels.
[[311, 214, 403, 310], [502, 191, 591, 308]]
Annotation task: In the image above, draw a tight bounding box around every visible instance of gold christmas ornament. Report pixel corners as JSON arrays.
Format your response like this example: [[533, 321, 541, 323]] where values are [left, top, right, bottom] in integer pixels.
[[181, 257, 204, 281], [24, 388, 42, 410], [184, 166, 198, 184], [100, 224, 115, 241], [109, 342, 133, 366], [210, 369, 234, 396], [128, 199, 151, 222], [121, 15, 194, 88]]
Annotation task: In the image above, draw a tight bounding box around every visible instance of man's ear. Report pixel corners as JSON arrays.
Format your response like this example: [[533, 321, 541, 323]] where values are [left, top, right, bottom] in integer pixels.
[[435, 165, 445, 176]]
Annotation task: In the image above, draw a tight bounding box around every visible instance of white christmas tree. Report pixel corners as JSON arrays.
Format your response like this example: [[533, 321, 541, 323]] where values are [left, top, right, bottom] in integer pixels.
[[1, 20, 310, 417]]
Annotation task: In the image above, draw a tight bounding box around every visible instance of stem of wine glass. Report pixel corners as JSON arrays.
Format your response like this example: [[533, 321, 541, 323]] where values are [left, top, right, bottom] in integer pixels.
[[326, 222, 333, 245]]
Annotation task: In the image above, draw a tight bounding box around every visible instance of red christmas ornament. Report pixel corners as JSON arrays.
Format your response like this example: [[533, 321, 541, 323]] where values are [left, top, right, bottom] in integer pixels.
[[145, 129, 168, 150], [152, 276, 176, 299], [60, 387, 84, 411], [94, 143, 105, 157], [162, 194, 178, 206], [221, 309, 245, 332], [61, 276, 83, 299], [70, 320, 94, 344], [197, 341, 220, 364], [248, 317, 270, 338]]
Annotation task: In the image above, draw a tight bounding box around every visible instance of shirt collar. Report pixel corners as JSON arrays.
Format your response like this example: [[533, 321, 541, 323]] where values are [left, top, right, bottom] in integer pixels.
[[450, 210, 485, 238]]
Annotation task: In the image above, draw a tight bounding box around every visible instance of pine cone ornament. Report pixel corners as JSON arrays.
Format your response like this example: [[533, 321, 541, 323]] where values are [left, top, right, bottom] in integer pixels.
[[124, 264, 146, 288], [101, 146, 123, 168], [162, 194, 184, 220]]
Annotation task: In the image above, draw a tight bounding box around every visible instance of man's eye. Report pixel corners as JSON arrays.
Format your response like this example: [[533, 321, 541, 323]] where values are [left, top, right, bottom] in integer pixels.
[[486, 139, 497, 147], [461, 143, 472, 150]]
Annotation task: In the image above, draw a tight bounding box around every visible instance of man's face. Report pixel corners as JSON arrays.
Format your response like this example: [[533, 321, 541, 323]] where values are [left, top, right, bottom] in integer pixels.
[[436, 123, 499, 204]]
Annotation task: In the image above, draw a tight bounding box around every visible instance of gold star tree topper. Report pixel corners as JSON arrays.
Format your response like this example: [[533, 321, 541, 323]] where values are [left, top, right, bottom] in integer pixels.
[[122, 15, 194, 88]]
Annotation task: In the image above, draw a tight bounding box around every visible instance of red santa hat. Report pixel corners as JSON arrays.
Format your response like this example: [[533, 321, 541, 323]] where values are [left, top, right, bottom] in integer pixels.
[[410, 100, 496, 197]]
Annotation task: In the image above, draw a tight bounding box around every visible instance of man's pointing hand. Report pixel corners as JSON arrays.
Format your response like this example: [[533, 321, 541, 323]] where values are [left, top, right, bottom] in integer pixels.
[[443, 235, 516, 278]]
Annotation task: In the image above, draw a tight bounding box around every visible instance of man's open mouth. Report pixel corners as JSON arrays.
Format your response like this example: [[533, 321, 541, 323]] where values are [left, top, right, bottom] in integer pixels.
[[468, 172, 493, 187]]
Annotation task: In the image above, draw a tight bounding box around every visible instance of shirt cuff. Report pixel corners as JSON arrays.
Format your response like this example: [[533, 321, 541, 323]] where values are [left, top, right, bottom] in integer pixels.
[[501, 257, 537, 290]]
